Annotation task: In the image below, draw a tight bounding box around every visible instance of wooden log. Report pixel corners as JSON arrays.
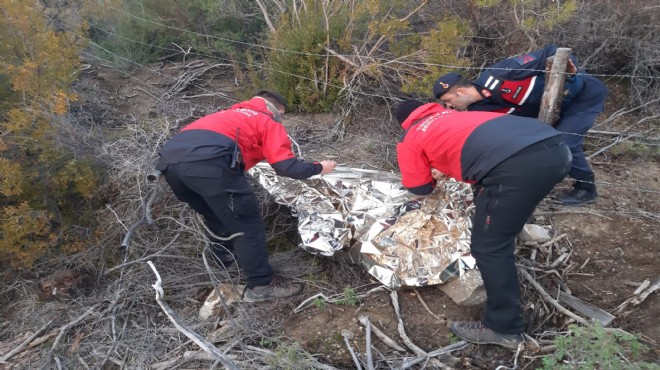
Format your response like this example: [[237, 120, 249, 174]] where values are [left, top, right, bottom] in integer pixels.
[[538, 47, 571, 126], [556, 290, 615, 326]]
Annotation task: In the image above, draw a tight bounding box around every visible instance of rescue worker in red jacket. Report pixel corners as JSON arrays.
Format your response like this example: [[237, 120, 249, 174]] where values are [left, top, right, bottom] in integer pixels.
[[394, 100, 571, 349], [156, 91, 337, 302], [433, 45, 608, 206]]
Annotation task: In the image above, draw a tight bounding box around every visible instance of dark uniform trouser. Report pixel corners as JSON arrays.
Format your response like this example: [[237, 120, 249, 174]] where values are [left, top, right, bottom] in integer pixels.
[[555, 76, 607, 182], [470, 136, 572, 334], [161, 156, 273, 287]]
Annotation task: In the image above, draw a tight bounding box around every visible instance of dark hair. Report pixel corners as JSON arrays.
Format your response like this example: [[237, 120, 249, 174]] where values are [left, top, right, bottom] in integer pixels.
[[394, 100, 426, 125], [255, 90, 288, 110], [453, 77, 472, 89]]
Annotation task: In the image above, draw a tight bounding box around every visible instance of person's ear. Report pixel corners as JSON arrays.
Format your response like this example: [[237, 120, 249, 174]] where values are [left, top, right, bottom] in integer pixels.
[[264, 100, 284, 122]]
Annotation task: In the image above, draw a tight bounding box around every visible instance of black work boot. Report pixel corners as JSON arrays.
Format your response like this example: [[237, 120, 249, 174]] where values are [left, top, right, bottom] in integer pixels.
[[559, 171, 597, 206], [449, 321, 524, 350]]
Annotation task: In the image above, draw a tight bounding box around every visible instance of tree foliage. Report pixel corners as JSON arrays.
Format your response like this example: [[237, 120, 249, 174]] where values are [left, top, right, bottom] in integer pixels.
[[0, 0, 96, 268], [82, 0, 658, 113], [247, 0, 471, 113], [85, 0, 267, 64]]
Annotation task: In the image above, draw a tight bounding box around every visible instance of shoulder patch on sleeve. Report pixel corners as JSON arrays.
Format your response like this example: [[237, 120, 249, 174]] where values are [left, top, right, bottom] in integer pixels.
[[512, 53, 537, 65]]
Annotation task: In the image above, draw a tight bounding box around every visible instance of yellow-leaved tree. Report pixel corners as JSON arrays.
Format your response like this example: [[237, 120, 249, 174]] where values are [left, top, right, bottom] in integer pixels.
[[0, 0, 98, 268]]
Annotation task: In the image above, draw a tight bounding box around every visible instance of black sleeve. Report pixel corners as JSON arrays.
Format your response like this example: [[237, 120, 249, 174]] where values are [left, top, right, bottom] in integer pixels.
[[271, 157, 323, 179], [407, 182, 434, 196]]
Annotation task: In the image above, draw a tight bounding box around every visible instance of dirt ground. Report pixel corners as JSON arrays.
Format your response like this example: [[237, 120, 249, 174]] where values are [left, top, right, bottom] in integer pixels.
[[2, 60, 657, 369], [279, 158, 660, 368], [265, 80, 660, 367]]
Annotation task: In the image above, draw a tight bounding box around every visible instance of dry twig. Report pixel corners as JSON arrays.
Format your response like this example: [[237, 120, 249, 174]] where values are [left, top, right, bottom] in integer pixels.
[[0, 320, 53, 363], [146, 261, 238, 370], [614, 277, 660, 315], [341, 330, 363, 370], [519, 268, 589, 325], [413, 288, 445, 323], [358, 316, 406, 352], [390, 290, 425, 356]]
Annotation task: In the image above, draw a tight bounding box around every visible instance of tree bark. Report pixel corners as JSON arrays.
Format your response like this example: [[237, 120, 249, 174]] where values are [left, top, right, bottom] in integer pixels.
[[255, 0, 276, 33]]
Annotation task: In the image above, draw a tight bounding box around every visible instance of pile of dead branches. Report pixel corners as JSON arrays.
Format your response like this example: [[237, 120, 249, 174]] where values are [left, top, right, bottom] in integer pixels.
[[514, 219, 658, 360]]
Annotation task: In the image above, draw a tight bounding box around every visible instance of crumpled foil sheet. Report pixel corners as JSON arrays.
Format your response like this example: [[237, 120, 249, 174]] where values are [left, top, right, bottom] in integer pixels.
[[249, 163, 477, 289]]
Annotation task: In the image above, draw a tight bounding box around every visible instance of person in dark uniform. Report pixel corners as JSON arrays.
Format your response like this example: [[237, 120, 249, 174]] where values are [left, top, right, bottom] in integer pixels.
[[156, 91, 337, 302], [394, 100, 572, 349], [432, 45, 608, 206]]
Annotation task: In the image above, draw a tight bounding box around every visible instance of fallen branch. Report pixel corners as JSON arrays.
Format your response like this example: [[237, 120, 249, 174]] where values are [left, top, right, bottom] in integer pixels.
[[398, 341, 467, 369], [594, 97, 660, 128], [358, 316, 406, 352], [389, 292, 456, 370], [294, 293, 331, 313], [518, 268, 589, 325], [535, 210, 612, 220], [614, 276, 660, 315], [364, 318, 374, 370], [161, 62, 232, 99], [587, 134, 636, 160], [104, 231, 182, 275], [494, 342, 523, 370], [413, 288, 445, 323], [0, 320, 53, 363], [539, 234, 568, 250], [294, 286, 389, 313], [341, 330, 363, 370], [242, 345, 340, 370], [390, 290, 425, 356], [42, 303, 105, 368], [196, 213, 244, 241], [146, 261, 238, 370], [550, 250, 572, 269]]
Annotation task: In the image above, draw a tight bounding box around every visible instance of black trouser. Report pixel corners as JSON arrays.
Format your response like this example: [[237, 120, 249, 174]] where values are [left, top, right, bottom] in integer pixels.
[[161, 156, 273, 287], [470, 136, 572, 334]]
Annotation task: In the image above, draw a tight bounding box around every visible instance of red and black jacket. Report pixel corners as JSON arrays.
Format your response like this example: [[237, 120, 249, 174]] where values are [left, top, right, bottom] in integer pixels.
[[397, 103, 560, 195], [157, 97, 322, 179], [468, 45, 586, 117]]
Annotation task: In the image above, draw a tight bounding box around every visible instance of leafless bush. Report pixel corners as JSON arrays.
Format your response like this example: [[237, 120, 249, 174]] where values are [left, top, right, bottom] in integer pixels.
[[0, 110, 359, 368]]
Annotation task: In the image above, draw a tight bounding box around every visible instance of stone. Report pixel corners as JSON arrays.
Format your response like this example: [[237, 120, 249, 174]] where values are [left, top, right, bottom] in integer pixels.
[[438, 270, 487, 306], [199, 283, 245, 320], [519, 224, 552, 243]]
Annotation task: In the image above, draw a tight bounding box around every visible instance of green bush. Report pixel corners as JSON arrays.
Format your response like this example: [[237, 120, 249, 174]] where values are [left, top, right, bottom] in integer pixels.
[[254, 1, 349, 112], [539, 323, 658, 370], [248, 1, 473, 113], [267, 340, 320, 370], [86, 0, 265, 64], [336, 286, 360, 306], [610, 141, 660, 160], [312, 296, 327, 310]]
